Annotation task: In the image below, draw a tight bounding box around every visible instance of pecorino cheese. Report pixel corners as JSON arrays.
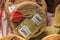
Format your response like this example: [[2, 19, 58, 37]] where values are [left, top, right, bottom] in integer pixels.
[[9, 2, 46, 40], [35, 0, 47, 12], [5, 0, 46, 39], [5, 0, 37, 31], [42, 34, 60, 40], [0, 34, 25, 40], [8, 0, 36, 4], [53, 5, 60, 28], [5, 0, 47, 16]]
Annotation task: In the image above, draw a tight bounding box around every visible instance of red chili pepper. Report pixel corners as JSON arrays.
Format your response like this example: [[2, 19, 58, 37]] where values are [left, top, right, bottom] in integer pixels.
[[0, 9, 2, 26], [11, 10, 23, 22], [0, 8, 4, 36]]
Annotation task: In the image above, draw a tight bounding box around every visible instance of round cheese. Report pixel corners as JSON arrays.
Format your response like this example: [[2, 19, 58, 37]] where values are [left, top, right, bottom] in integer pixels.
[[42, 34, 60, 40], [0, 34, 25, 40]]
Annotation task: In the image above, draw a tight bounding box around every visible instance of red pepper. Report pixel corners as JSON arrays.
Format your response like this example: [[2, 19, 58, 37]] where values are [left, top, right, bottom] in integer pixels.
[[11, 10, 23, 22], [0, 9, 2, 26], [0, 8, 4, 36]]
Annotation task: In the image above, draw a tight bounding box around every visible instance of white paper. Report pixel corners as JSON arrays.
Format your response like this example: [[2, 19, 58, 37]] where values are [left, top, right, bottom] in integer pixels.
[[8, 5, 15, 13], [31, 13, 42, 25], [18, 25, 31, 38]]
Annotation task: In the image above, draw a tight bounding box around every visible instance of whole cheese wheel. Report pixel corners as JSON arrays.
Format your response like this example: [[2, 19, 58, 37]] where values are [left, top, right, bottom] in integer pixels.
[[5, 0, 47, 24], [5, 0, 47, 14], [53, 5, 60, 28], [5, 0, 37, 28], [44, 26, 60, 35], [35, 0, 47, 12], [5, 0, 46, 39], [0, 35, 25, 40], [11, 2, 46, 40], [8, 0, 36, 4], [42, 34, 60, 40]]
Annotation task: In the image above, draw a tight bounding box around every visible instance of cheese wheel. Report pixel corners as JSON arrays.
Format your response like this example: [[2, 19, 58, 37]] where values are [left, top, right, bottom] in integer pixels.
[[32, 0, 47, 36], [5, 0, 47, 37], [53, 5, 60, 28], [42, 34, 60, 40], [32, 21, 46, 37], [35, 0, 47, 12], [7, 0, 36, 4], [5, 0, 47, 27], [9, 2, 46, 40], [0, 34, 25, 40], [5, 0, 47, 16]]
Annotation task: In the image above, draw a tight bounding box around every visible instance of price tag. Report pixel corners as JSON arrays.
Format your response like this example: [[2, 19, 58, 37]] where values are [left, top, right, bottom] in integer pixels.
[[31, 13, 42, 25], [18, 25, 31, 38], [8, 5, 15, 13]]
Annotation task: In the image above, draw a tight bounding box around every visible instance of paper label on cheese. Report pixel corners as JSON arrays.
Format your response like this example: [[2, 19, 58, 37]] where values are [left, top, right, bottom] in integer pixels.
[[8, 5, 15, 13], [18, 25, 31, 38], [31, 13, 42, 25]]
